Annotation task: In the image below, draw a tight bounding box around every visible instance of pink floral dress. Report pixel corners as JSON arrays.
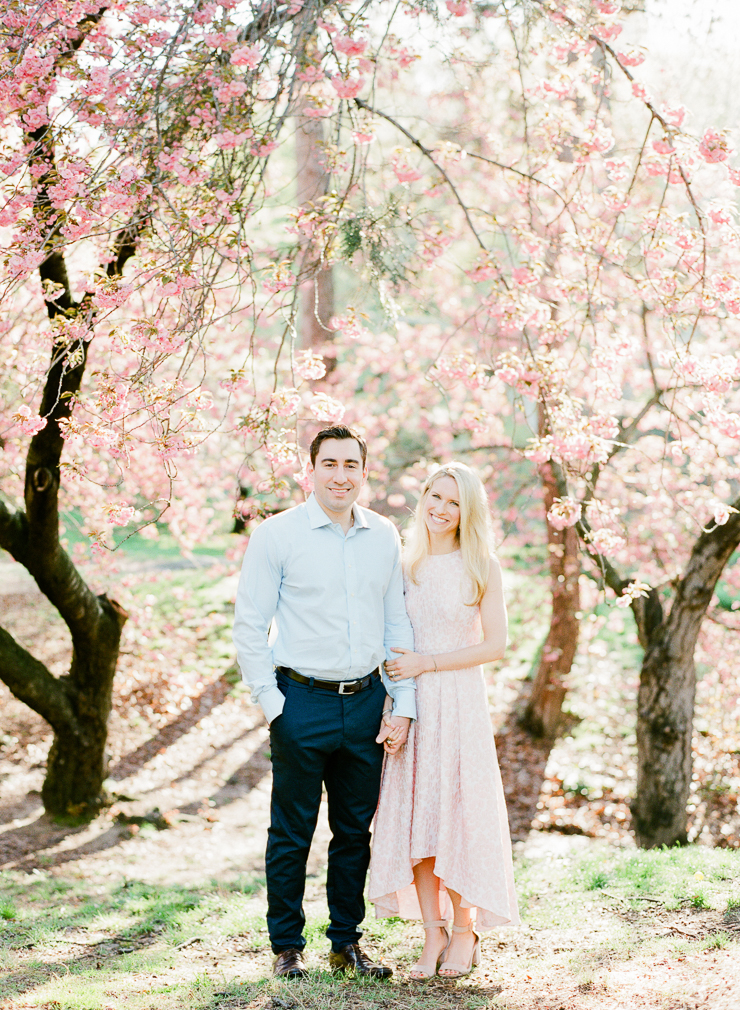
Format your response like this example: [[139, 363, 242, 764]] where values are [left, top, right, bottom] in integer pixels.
[[368, 551, 519, 930]]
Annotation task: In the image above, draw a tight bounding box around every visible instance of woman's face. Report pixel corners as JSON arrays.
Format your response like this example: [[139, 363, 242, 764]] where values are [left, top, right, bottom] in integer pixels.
[[424, 475, 461, 540]]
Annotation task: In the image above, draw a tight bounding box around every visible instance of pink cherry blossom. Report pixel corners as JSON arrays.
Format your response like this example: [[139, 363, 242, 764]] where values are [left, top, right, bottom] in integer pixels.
[[661, 103, 687, 128], [589, 528, 626, 556], [103, 502, 136, 527], [303, 104, 333, 119], [711, 503, 739, 527], [707, 203, 732, 226], [231, 44, 260, 68], [547, 497, 582, 531], [616, 580, 651, 608], [309, 392, 345, 423], [330, 75, 364, 99], [12, 405, 47, 435], [392, 151, 423, 184], [605, 159, 630, 183], [334, 35, 368, 57], [264, 439, 298, 467], [252, 139, 278, 157], [293, 464, 313, 493], [524, 438, 553, 465], [294, 350, 326, 381], [270, 388, 301, 417], [617, 50, 645, 67], [593, 23, 622, 43], [698, 128, 731, 163], [512, 266, 538, 286]]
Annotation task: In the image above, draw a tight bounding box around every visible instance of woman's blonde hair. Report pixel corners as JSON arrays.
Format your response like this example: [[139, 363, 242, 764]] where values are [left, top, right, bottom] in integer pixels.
[[405, 461, 492, 606]]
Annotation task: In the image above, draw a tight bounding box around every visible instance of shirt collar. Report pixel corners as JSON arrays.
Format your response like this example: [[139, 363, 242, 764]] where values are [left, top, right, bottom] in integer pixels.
[[306, 492, 369, 530]]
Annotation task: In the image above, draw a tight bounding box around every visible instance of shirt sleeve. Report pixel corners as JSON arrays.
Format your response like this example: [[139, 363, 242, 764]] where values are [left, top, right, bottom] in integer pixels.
[[381, 526, 417, 720], [232, 522, 285, 724]]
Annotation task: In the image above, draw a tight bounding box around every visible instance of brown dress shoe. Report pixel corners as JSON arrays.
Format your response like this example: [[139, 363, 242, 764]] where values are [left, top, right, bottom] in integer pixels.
[[328, 944, 393, 978], [273, 948, 308, 978]]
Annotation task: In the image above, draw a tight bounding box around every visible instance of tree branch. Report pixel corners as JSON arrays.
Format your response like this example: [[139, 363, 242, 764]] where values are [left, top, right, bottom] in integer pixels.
[[0, 626, 77, 734], [0, 499, 28, 559], [353, 97, 486, 250]]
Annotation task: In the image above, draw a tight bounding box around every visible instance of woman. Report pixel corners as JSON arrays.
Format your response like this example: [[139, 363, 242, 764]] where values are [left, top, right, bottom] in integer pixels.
[[368, 462, 519, 980]]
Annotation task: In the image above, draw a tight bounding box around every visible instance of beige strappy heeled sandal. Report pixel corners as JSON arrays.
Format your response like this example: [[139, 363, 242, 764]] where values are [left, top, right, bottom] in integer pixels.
[[408, 920, 450, 981], [437, 922, 481, 979]]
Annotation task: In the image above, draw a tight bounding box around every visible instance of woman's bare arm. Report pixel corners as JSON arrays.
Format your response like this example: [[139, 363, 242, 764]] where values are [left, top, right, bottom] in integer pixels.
[[385, 556, 508, 680]]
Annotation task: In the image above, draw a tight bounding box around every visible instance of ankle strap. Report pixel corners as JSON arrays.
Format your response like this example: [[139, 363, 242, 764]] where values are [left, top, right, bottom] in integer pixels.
[[451, 923, 474, 933], [422, 919, 448, 929]]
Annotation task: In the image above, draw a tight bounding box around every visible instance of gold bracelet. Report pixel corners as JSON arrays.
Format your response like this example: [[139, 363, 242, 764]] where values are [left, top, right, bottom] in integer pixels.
[[432, 655, 438, 673]]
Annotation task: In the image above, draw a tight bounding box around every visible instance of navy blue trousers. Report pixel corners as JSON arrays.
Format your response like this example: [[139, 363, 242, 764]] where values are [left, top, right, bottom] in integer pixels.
[[266, 671, 386, 953]]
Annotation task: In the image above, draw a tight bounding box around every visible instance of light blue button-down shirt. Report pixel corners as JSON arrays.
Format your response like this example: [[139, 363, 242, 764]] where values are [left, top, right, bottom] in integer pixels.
[[233, 493, 416, 725]]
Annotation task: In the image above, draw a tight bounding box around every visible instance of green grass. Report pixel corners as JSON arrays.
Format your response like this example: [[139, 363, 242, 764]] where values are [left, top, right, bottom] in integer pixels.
[[1, 845, 738, 1009]]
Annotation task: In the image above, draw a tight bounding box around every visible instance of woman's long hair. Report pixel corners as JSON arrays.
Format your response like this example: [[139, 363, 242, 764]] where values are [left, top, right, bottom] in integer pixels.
[[405, 462, 492, 606]]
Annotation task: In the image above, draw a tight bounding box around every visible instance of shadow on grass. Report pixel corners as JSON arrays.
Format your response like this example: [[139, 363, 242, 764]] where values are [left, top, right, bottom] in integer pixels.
[[0, 875, 266, 1004], [0, 791, 44, 827], [178, 745, 272, 815], [1, 674, 269, 871], [107, 674, 241, 782], [0, 812, 91, 869]]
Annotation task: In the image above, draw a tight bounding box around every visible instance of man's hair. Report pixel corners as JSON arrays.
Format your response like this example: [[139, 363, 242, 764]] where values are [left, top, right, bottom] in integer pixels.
[[309, 425, 368, 468]]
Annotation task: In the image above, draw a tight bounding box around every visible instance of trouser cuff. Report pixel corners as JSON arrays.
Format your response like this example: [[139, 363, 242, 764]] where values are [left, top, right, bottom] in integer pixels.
[[271, 942, 305, 955]]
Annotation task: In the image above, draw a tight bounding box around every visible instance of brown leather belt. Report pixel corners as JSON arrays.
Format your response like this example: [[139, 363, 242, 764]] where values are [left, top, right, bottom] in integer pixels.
[[276, 666, 380, 695]]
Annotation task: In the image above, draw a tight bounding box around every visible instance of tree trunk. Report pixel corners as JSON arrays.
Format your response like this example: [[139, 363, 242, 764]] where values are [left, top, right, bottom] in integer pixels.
[[0, 36, 139, 819], [632, 509, 740, 847], [521, 466, 580, 739], [295, 114, 335, 356], [41, 596, 127, 817]]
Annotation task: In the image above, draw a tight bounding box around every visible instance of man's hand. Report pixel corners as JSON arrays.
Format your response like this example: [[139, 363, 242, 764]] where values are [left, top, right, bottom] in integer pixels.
[[376, 713, 411, 755]]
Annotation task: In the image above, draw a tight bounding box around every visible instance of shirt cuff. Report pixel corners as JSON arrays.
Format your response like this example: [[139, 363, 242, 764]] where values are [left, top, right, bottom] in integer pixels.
[[385, 678, 417, 721], [257, 684, 286, 725]]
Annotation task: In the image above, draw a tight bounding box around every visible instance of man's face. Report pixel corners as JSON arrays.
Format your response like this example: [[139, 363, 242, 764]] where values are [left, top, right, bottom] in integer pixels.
[[308, 438, 367, 518]]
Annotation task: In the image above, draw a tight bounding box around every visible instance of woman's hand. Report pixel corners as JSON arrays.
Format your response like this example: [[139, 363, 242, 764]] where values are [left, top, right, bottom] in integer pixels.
[[376, 711, 411, 754], [385, 647, 433, 681]]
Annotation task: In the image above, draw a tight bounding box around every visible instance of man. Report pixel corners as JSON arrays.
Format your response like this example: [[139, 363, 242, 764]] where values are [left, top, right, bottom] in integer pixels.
[[233, 424, 415, 979]]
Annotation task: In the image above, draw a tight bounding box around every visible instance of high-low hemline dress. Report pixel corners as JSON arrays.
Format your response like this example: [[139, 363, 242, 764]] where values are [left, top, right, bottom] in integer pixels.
[[368, 551, 519, 931]]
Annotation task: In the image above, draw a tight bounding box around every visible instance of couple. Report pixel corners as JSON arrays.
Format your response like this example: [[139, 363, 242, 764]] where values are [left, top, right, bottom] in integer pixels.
[[233, 424, 519, 981]]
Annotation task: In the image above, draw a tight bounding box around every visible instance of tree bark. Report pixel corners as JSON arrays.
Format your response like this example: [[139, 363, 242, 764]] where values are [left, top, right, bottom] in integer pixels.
[[632, 508, 740, 847], [521, 461, 580, 737], [41, 595, 127, 817], [295, 114, 335, 356]]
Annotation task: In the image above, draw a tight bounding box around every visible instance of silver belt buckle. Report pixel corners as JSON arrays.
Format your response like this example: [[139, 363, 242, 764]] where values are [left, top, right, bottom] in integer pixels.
[[338, 680, 355, 695]]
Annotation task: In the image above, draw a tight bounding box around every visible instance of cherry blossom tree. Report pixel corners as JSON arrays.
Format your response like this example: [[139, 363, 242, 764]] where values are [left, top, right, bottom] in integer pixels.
[[1, 0, 738, 848]]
